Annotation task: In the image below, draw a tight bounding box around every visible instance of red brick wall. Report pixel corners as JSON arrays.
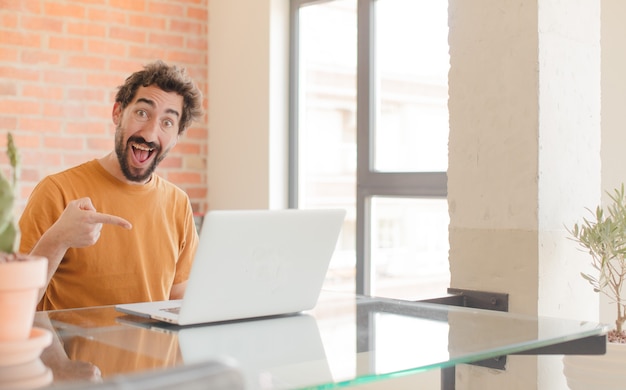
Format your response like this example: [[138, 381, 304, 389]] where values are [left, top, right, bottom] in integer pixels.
[[0, 0, 209, 214]]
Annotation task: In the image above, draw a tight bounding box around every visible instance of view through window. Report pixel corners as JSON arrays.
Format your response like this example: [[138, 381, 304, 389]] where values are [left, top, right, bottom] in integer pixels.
[[294, 0, 449, 300]]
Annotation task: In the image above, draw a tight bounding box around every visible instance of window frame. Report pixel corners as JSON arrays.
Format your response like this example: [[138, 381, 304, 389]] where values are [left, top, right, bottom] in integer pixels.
[[289, 0, 448, 295]]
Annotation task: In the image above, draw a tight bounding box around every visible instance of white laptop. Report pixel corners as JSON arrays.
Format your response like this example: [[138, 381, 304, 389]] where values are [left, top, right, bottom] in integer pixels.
[[115, 209, 345, 326]]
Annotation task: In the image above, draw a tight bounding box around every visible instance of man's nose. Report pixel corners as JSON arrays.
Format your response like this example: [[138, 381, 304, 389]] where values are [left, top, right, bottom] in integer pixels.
[[139, 117, 160, 141]]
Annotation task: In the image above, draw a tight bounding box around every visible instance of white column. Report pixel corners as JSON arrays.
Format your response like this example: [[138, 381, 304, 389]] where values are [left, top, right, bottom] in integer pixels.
[[207, 0, 289, 210], [448, 0, 600, 388]]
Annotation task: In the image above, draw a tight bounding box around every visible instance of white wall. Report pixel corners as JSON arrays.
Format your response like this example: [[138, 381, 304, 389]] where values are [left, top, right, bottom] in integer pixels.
[[207, 0, 289, 210], [600, 0, 626, 326]]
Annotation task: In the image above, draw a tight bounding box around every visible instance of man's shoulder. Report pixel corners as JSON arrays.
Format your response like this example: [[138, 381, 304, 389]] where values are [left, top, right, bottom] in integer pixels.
[[45, 160, 99, 182], [47, 159, 95, 176], [151, 175, 193, 214], [152, 174, 189, 197], [31, 161, 107, 198]]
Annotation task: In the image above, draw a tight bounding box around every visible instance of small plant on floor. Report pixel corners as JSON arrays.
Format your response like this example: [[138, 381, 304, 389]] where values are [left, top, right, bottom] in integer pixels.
[[569, 184, 626, 343]]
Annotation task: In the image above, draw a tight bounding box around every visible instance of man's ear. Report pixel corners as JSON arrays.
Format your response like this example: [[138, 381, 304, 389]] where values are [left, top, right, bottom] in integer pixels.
[[112, 102, 122, 125]]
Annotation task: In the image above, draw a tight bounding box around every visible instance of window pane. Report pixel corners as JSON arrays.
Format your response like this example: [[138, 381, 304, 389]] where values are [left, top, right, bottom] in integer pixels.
[[373, 0, 449, 172], [370, 197, 450, 300], [295, 0, 450, 298], [298, 1, 357, 293]]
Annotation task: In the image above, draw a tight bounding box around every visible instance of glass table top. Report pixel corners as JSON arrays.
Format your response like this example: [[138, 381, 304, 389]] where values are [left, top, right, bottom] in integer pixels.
[[29, 290, 607, 389]]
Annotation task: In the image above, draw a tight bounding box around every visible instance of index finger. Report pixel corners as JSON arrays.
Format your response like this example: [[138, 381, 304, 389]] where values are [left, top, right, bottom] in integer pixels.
[[92, 212, 132, 229]]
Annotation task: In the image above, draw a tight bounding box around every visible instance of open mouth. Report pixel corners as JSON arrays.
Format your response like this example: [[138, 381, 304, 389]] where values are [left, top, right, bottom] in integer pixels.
[[131, 143, 155, 164]]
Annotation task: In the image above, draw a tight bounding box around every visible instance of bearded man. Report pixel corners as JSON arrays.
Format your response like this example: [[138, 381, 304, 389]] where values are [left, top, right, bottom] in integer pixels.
[[20, 60, 203, 311]]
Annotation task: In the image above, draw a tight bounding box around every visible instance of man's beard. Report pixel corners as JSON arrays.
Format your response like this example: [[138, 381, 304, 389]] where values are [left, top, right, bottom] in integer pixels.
[[115, 127, 168, 183]]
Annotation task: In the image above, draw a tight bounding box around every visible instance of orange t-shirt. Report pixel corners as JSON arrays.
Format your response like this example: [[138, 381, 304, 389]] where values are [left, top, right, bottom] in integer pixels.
[[19, 160, 198, 310]]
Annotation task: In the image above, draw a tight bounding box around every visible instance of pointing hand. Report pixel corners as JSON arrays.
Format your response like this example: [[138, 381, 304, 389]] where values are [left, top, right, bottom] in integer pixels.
[[49, 197, 132, 248]]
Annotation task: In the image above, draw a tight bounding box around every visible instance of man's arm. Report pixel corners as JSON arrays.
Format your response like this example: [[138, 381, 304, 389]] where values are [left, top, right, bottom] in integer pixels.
[[35, 314, 102, 382], [169, 281, 187, 300], [30, 197, 132, 303], [168, 203, 198, 301]]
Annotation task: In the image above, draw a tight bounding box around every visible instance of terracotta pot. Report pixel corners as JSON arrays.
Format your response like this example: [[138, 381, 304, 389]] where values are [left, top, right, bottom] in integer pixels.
[[0, 255, 47, 342], [563, 341, 626, 390], [0, 358, 52, 389]]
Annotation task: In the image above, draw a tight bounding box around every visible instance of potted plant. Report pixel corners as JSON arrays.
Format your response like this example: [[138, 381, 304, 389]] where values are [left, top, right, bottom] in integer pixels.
[[0, 133, 48, 345], [562, 184, 626, 389]]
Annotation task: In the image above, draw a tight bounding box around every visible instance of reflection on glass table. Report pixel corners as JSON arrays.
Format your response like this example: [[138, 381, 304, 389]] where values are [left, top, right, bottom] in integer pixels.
[[33, 291, 607, 389]]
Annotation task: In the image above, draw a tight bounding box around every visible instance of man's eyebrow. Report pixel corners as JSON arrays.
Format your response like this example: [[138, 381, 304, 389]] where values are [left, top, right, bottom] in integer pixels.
[[135, 97, 180, 118]]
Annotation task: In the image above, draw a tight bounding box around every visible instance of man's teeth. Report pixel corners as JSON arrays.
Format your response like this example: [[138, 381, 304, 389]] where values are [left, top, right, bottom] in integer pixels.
[[132, 144, 154, 152]]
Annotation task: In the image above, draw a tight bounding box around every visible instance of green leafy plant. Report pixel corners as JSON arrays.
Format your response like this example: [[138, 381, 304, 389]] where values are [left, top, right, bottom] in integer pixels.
[[0, 133, 20, 254], [569, 184, 626, 342]]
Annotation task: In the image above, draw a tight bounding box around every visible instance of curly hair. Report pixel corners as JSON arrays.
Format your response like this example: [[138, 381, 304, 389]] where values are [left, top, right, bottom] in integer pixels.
[[115, 60, 203, 134]]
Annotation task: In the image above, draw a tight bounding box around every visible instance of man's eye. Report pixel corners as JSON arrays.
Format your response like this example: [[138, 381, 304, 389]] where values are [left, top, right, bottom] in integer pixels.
[[135, 110, 148, 119], [163, 119, 174, 128]]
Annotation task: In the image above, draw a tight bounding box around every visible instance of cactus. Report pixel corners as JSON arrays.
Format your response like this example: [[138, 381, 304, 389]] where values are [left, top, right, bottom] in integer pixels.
[[0, 133, 20, 254]]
